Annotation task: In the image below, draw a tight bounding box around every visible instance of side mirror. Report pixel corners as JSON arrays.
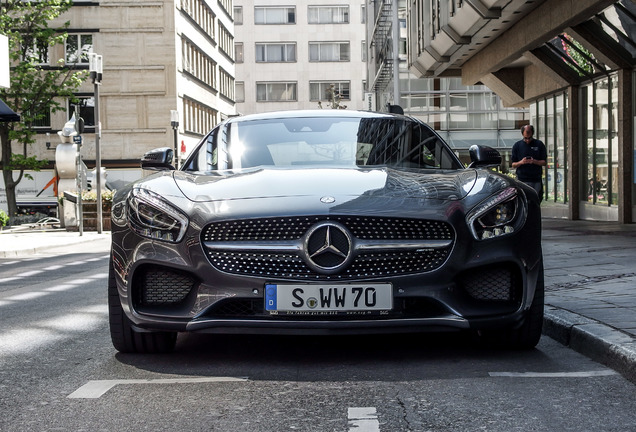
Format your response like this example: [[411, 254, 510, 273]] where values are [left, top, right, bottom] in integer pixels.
[[141, 147, 175, 171], [468, 145, 501, 168]]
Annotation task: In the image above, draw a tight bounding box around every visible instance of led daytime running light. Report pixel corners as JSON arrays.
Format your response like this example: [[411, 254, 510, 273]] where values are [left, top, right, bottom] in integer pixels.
[[128, 188, 188, 242], [467, 187, 519, 240]]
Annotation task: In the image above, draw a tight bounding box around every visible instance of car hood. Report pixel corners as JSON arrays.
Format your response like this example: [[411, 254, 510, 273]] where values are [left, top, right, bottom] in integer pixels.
[[172, 167, 481, 202]]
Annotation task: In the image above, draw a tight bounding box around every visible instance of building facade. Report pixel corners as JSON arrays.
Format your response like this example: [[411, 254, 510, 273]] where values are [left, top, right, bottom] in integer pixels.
[[22, 0, 235, 185], [234, 0, 368, 114], [405, 0, 636, 223]]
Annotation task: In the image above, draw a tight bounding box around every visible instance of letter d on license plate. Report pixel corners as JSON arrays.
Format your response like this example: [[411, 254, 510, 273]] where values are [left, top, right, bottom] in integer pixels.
[[265, 283, 392, 312]]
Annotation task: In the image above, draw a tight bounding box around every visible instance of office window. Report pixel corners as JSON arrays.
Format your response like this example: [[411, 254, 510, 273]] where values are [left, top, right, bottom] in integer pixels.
[[65, 34, 92, 64], [26, 107, 51, 128], [23, 38, 49, 64], [218, 23, 234, 58], [236, 82, 245, 103], [69, 96, 95, 127], [309, 42, 350, 61], [255, 6, 296, 24], [310, 81, 350, 101], [256, 82, 297, 101], [184, 98, 218, 136], [234, 6, 243, 24], [219, 67, 234, 101], [256, 43, 296, 62], [235, 43, 244, 63], [308, 5, 349, 24], [181, 0, 216, 37], [218, 0, 231, 15], [182, 39, 217, 88]]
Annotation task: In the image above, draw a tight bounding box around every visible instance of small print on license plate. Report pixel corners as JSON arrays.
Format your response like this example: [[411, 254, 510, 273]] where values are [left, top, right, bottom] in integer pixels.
[[265, 283, 392, 313]]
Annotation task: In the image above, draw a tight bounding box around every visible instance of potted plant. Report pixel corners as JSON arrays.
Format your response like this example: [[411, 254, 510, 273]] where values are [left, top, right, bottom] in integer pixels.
[[80, 190, 115, 230]]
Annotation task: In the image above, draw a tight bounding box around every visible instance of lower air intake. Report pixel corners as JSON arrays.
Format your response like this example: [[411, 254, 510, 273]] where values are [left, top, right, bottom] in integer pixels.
[[458, 265, 521, 303], [137, 267, 196, 306]]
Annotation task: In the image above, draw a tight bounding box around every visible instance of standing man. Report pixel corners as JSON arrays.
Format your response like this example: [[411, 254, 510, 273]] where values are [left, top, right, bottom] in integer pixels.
[[511, 125, 547, 201]]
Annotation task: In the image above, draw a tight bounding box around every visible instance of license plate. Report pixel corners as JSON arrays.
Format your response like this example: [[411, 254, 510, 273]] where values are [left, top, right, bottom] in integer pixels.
[[265, 283, 392, 313]]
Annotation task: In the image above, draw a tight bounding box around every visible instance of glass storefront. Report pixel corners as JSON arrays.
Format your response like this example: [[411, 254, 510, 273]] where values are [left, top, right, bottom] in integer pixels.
[[581, 74, 620, 206], [530, 93, 569, 204], [634, 71, 636, 215], [400, 75, 529, 167]]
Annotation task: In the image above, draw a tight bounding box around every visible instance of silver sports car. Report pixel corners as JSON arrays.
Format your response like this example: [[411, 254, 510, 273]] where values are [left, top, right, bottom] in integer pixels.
[[108, 110, 543, 353]]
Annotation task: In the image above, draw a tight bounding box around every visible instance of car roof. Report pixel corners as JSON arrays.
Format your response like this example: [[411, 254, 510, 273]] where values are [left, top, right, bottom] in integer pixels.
[[226, 109, 405, 124]]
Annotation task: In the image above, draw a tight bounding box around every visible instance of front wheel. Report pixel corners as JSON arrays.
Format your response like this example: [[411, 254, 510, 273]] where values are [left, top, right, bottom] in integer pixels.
[[108, 257, 177, 353]]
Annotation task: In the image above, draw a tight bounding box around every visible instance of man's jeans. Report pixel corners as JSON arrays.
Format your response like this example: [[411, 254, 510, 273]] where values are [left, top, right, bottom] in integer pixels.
[[523, 181, 543, 202]]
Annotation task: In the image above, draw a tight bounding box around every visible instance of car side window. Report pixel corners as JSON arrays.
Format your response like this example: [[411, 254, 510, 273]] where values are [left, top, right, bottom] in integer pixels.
[[206, 131, 218, 170], [361, 119, 459, 170]]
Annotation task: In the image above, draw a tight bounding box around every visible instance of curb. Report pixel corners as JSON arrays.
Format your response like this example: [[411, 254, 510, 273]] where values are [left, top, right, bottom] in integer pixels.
[[544, 306, 636, 384]]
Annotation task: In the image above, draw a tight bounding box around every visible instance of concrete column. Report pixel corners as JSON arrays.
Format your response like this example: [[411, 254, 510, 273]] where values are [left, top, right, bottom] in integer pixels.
[[567, 86, 581, 221], [617, 69, 633, 224]]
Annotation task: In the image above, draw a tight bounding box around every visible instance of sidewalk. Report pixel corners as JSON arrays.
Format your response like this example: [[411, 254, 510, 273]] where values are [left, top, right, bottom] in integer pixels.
[[0, 226, 110, 258], [1, 219, 635, 382], [541, 218, 636, 383]]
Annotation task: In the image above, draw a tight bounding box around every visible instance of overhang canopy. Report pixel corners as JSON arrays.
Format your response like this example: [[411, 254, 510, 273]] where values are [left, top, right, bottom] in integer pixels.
[[0, 98, 20, 122]]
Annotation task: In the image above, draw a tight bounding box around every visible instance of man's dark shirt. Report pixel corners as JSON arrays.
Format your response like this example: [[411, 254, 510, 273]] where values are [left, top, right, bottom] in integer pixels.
[[511, 138, 547, 182]]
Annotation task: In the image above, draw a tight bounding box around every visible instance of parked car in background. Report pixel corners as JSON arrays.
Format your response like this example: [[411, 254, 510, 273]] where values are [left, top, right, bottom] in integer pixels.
[[108, 110, 543, 353]]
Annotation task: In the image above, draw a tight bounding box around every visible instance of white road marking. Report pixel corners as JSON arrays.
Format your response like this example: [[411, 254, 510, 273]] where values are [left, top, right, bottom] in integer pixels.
[[16, 270, 43, 277], [489, 370, 618, 378], [0, 270, 42, 283], [0, 276, 20, 284], [348, 407, 380, 432], [68, 377, 249, 399], [44, 284, 78, 292], [4, 292, 49, 301]]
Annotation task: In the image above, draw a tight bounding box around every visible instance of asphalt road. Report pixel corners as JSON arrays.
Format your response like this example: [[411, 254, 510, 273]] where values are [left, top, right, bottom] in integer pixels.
[[1, 239, 635, 431]]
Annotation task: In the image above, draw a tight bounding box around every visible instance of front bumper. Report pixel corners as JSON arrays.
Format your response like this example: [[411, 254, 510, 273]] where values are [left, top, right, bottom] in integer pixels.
[[111, 213, 543, 336]]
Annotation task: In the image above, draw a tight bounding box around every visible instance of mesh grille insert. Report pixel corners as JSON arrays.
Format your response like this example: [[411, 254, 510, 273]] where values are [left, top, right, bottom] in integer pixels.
[[138, 267, 196, 305], [458, 265, 521, 303]]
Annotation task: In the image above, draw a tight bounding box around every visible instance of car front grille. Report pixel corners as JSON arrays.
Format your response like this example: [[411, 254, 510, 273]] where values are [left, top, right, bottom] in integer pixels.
[[135, 266, 196, 306], [201, 216, 454, 280], [457, 265, 521, 303]]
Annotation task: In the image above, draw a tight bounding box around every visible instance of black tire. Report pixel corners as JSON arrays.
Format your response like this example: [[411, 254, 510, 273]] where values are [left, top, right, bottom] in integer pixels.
[[480, 260, 545, 349], [108, 257, 177, 353]]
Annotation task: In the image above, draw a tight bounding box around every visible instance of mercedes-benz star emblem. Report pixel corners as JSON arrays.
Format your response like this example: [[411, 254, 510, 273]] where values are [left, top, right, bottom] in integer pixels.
[[302, 221, 353, 274]]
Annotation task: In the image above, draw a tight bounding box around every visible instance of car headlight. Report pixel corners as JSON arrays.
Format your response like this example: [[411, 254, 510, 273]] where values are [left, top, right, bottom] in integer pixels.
[[466, 187, 527, 240], [127, 188, 188, 243]]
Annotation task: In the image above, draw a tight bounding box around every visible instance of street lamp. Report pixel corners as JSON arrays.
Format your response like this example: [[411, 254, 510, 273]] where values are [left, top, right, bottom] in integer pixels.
[[89, 53, 103, 234], [170, 110, 179, 169]]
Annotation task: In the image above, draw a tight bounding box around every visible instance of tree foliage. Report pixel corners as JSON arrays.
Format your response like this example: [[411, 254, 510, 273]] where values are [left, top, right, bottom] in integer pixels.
[[0, 0, 86, 217], [561, 33, 595, 76]]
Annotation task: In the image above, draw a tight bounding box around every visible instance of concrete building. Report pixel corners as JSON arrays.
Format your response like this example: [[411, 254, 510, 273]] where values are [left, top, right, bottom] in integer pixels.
[[403, 0, 636, 223], [26, 0, 236, 183], [234, 0, 368, 114]]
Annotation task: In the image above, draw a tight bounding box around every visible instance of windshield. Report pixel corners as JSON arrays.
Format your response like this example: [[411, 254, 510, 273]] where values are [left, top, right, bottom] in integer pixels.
[[185, 115, 463, 172]]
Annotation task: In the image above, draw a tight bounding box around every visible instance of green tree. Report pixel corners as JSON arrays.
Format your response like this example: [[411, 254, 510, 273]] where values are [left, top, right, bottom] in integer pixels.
[[0, 0, 86, 217]]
